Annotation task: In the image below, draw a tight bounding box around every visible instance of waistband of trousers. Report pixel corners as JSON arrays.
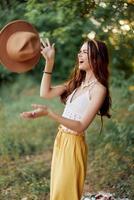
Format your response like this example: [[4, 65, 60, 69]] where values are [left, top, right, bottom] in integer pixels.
[[57, 124, 85, 137]]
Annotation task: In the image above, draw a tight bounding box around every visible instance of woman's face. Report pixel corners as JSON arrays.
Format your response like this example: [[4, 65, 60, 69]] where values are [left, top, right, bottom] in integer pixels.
[[78, 42, 91, 70]]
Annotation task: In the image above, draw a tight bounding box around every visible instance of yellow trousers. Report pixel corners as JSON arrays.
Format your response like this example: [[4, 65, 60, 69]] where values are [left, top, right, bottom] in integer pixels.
[[50, 125, 88, 200]]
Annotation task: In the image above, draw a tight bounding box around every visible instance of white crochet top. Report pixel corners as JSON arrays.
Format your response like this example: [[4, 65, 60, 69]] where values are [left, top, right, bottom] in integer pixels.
[[60, 80, 98, 134]]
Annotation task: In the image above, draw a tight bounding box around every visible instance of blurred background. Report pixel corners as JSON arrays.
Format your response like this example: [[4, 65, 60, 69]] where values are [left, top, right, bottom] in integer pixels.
[[0, 0, 134, 199]]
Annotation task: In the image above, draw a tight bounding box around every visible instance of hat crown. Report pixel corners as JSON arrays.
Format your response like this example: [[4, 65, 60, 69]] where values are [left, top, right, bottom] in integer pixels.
[[6, 31, 40, 62], [0, 20, 41, 73]]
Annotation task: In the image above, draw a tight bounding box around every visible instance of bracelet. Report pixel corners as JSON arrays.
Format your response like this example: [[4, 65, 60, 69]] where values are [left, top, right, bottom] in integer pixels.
[[43, 70, 52, 74]]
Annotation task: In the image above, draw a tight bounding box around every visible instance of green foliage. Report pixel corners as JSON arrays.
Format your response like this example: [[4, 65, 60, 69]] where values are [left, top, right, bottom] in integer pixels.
[[88, 118, 134, 198], [0, 0, 133, 82], [86, 73, 134, 199]]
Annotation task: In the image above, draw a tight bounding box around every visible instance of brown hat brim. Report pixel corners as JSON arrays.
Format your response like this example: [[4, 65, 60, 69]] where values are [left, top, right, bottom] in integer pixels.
[[0, 20, 41, 73]]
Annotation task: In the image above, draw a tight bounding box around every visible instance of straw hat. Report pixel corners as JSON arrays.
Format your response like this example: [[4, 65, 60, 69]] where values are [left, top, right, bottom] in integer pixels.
[[0, 20, 41, 73]]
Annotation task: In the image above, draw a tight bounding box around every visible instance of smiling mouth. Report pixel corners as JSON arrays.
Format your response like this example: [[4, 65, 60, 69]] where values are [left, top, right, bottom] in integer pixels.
[[79, 61, 84, 64]]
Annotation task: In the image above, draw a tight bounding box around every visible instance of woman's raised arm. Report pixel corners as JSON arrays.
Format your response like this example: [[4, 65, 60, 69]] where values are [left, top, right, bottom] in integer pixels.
[[40, 38, 67, 99]]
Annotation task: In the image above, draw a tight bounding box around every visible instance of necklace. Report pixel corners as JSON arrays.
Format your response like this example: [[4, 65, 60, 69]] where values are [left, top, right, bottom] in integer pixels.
[[81, 79, 97, 89]]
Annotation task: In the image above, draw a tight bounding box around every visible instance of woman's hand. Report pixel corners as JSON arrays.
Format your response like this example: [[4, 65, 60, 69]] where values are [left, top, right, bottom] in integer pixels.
[[20, 104, 50, 119], [40, 38, 55, 65]]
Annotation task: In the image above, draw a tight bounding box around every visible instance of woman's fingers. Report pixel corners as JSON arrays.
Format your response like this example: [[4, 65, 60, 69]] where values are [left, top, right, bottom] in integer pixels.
[[20, 104, 49, 120], [20, 112, 33, 119], [40, 38, 47, 48], [52, 43, 55, 48], [40, 38, 55, 56], [40, 38, 53, 48], [46, 38, 50, 47]]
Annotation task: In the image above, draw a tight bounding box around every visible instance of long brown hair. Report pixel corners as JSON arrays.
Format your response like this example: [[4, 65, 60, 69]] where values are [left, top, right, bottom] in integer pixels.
[[60, 38, 112, 134]]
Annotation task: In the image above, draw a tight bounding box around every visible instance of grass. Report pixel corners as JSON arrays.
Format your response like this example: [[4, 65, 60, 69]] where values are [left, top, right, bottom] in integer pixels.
[[0, 74, 134, 199]]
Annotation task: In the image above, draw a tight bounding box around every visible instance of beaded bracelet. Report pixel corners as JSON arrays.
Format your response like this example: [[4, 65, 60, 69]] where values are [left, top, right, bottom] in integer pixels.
[[43, 70, 52, 74]]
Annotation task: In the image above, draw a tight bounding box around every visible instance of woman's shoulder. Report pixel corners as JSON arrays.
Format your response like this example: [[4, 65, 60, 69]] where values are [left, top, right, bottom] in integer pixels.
[[93, 81, 107, 96]]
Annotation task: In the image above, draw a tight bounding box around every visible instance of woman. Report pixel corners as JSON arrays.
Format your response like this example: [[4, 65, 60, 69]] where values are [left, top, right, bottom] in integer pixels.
[[20, 38, 112, 200]]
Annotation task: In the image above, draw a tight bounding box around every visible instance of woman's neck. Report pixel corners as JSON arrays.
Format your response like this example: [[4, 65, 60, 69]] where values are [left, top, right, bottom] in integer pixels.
[[84, 71, 96, 83]]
